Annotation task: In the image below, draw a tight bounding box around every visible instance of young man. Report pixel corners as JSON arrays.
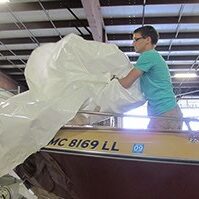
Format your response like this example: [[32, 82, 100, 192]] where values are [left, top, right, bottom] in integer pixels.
[[118, 25, 183, 130]]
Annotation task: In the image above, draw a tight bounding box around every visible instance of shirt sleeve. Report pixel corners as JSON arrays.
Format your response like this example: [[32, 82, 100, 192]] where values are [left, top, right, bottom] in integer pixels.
[[134, 52, 154, 72]]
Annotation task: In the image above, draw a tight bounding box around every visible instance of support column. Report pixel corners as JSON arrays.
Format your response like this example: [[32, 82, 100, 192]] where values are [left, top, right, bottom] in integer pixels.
[[0, 71, 18, 91], [81, 0, 107, 42]]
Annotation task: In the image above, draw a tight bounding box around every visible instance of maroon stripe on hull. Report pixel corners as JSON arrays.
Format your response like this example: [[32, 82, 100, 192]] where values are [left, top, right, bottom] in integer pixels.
[[50, 152, 199, 199]]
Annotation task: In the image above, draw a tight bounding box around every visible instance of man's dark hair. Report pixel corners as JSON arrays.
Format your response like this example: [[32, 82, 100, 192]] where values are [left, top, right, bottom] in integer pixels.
[[133, 26, 159, 45]]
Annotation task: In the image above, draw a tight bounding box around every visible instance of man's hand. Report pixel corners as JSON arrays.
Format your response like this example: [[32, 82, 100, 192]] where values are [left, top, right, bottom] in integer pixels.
[[110, 75, 119, 81]]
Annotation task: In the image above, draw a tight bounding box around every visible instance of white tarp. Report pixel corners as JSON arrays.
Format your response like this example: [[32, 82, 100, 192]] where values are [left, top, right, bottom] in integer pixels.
[[0, 89, 14, 103], [0, 34, 145, 177]]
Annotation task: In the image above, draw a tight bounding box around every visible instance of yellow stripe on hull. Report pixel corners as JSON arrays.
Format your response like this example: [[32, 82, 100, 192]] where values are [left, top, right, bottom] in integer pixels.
[[45, 127, 199, 162]]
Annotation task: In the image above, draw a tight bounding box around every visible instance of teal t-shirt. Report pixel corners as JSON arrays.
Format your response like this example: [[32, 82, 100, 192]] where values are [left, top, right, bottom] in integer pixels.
[[134, 49, 177, 116]]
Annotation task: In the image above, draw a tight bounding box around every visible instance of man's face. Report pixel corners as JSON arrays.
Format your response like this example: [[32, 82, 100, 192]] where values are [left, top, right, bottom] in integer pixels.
[[132, 32, 148, 53]]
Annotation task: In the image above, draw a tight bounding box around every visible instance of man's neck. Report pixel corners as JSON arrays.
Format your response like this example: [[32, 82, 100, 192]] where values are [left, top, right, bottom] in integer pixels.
[[145, 44, 155, 52], [140, 45, 155, 53]]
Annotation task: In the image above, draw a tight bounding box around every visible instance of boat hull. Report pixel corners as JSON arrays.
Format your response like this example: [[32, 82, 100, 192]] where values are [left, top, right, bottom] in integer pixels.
[[44, 150, 199, 199], [15, 127, 199, 199]]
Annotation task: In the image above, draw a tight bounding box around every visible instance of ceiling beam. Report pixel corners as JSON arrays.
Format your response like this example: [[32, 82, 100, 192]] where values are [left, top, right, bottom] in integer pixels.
[[156, 46, 199, 51], [169, 65, 198, 69], [165, 56, 198, 61], [143, 0, 198, 4], [108, 33, 199, 40], [0, 15, 197, 31], [0, 0, 83, 12], [119, 45, 199, 52], [9, 74, 25, 80], [0, 33, 197, 45], [0, 43, 198, 54], [0, 35, 93, 45], [104, 16, 199, 26], [0, 50, 33, 56], [100, 0, 199, 6], [0, 60, 27, 65], [174, 88, 199, 96], [80, 0, 107, 42], [170, 71, 199, 76], [0, 20, 89, 31], [129, 56, 198, 62], [173, 83, 199, 89], [0, 68, 24, 73], [172, 80, 199, 84]]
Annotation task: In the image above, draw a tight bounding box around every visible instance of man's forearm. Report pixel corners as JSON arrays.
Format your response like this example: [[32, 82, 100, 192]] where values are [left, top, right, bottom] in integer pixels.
[[118, 68, 143, 89], [118, 76, 133, 89]]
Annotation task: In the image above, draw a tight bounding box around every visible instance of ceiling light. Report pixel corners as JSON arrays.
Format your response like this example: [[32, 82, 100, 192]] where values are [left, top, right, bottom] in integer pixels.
[[0, 0, 9, 3], [174, 73, 197, 78]]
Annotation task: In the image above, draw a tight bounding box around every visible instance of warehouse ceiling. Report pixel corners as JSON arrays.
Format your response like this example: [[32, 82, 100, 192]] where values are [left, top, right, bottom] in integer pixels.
[[0, 0, 198, 98]]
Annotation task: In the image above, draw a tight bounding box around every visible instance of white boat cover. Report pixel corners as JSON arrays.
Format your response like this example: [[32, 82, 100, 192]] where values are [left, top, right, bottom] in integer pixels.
[[0, 34, 145, 177], [0, 89, 14, 103]]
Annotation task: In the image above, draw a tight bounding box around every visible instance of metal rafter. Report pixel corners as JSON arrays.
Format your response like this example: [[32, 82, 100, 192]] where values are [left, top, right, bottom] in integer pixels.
[[129, 55, 198, 61], [7, 6, 40, 45], [176, 90, 199, 98], [0, 1, 83, 12], [0, 16, 198, 31], [166, 4, 185, 61], [0, 0, 198, 12], [65, 6, 91, 36], [0, 4, 41, 85], [100, 0, 199, 6], [38, 0, 62, 39], [108, 33, 199, 40], [104, 16, 199, 25], [0, 42, 27, 66], [0, 35, 92, 45], [119, 45, 199, 52], [178, 55, 199, 86], [0, 52, 24, 73], [141, 0, 146, 26]]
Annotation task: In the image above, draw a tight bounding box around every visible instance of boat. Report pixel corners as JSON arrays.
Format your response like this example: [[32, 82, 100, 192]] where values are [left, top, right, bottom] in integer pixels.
[[15, 125, 199, 199]]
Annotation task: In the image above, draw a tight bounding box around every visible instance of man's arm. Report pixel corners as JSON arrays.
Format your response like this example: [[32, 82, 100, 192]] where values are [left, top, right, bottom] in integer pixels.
[[118, 68, 143, 89]]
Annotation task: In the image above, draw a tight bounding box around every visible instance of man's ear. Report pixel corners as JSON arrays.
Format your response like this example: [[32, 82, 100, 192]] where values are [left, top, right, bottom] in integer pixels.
[[146, 36, 152, 44]]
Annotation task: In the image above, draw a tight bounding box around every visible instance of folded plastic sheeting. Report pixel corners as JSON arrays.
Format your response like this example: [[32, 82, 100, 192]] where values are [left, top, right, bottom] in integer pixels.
[[0, 89, 14, 103], [0, 34, 145, 177]]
